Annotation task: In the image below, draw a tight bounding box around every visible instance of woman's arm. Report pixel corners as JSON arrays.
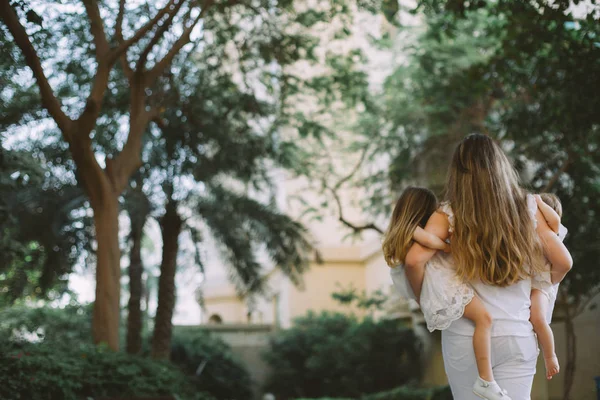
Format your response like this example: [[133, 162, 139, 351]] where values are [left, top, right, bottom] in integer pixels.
[[413, 226, 450, 252], [404, 211, 451, 301], [535, 195, 561, 233], [535, 207, 573, 284]]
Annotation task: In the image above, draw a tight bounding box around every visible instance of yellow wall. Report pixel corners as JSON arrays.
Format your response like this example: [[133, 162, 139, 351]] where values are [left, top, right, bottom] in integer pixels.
[[203, 295, 247, 324], [288, 260, 368, 320]]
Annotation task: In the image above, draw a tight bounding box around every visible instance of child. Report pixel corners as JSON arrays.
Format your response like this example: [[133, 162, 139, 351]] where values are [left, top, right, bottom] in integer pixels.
[[531, 193, 570, 380], [384, 187, 510, 400]]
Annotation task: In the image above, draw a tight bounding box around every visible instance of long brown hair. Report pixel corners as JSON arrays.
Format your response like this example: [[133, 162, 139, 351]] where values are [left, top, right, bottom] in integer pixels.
[[383, 187, 437, 267], [446, 134, 543, 286]]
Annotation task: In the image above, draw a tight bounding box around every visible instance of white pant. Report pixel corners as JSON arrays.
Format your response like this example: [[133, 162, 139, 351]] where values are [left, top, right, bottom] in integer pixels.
[[441, 331, 538, 400]]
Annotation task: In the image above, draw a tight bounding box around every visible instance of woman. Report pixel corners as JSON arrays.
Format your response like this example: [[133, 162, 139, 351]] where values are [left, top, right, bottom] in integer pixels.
[[404, 134, 572, 399]]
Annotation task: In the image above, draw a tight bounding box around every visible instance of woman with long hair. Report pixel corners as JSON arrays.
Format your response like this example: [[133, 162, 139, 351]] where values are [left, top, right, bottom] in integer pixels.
[[404, 134, 572, 399]]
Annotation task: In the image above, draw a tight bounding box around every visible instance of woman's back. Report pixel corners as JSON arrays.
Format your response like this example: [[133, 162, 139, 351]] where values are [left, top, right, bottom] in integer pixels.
[[440, 195, 538, 337]]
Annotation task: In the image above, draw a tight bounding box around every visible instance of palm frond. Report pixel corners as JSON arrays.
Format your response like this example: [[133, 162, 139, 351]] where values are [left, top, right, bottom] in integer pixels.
[[195, 184, 312, 295]]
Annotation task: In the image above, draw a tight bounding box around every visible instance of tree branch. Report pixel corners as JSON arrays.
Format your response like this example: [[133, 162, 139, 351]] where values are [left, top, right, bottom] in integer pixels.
[[327, 183, 384, 234], [79, 1, 114, 124], [113, 0, 132, 78], [110, 0, 178, 64], [334, 145, 369, 191], [145, 2, 212, 83], [136, 0, 187, 72], [107, 81, 147, 193], [320, 144, 383, 234], [0, 1, 72, 135], [82, 0, 111, 59]]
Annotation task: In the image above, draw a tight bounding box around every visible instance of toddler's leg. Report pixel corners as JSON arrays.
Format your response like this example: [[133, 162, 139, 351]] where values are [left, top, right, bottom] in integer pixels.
[[463, 296, 494, 381], [530, 289, 559, 379]]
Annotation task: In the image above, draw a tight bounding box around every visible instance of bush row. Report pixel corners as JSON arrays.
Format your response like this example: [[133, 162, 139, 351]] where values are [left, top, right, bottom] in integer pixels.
[[263, 311, 423, 399], [0, 305, 251, 400], [0, 340, 216, 400]]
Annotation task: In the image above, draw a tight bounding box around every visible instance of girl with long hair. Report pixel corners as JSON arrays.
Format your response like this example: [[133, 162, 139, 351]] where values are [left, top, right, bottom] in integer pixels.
[[384, 187, 499, 399]]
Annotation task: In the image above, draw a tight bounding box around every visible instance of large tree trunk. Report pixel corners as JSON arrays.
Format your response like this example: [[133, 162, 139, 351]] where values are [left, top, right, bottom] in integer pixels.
[[68, 131, 122, 351], [91, 188, 121, 351], [126, 205, 147, 354], [151, 200, 183, 359]]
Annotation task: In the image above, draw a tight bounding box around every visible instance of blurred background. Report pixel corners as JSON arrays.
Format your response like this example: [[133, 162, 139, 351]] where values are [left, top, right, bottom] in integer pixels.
[[1, 0, 599, 399]]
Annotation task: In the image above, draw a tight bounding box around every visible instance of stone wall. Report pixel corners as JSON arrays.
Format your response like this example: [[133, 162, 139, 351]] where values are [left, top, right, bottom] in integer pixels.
[[197, 324, 275, 400]]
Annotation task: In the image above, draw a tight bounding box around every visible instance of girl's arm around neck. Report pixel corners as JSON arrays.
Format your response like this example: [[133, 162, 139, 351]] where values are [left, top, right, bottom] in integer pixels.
[[413, 226, 450, 252]]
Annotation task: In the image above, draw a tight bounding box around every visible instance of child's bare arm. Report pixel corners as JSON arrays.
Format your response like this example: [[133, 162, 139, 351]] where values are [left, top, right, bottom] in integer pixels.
[[413, 226, 449, 252], [535, 195, 561, 233], [405, 212, 450, 301], [535, 208, 572, 284]]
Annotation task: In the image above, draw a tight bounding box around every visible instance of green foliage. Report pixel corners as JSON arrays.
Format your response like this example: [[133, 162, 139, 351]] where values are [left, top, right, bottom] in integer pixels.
[[264, 311, 422, 399], [331, 285, 388, 312], [0, 305, 250, 399], [0, 340, 206, 400], [0, 147, 92, 305], [195, 185, 312, 293], [169, 327, 254, 400], [0, 304, 91, 344]]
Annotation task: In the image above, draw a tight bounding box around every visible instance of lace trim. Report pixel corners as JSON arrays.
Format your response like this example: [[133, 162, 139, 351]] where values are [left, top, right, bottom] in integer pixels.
[[527, 194, 538, 230], [423, 284, 475, 332]]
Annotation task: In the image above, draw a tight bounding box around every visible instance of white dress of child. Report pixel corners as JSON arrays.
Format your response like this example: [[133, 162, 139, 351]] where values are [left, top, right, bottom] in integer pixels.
[[532, 224, 568, 323], [390, 202, 474, 332]]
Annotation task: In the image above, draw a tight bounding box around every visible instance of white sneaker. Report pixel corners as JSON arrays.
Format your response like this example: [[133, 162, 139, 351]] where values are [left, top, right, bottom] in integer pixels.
[[472, 377, 512, 400]]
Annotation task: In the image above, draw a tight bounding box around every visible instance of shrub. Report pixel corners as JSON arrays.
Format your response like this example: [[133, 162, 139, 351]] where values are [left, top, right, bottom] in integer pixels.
[[263, 311, 422, 399], [0, 304, 91, 344], [0, 306, 250, 400], [0, 340, 206, 400]]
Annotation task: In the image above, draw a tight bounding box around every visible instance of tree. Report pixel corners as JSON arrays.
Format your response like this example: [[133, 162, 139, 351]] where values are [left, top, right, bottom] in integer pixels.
[[0, 0, 220, 350], [141, 58, 313, 358], [2, 0, 386, 350]]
